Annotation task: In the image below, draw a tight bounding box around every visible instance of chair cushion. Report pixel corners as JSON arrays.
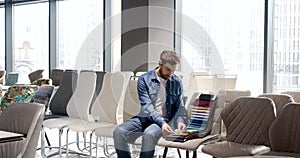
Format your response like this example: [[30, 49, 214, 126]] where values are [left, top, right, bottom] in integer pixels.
[[0, 85, 39, 111], [157, 134, 219, 151], [202, 141, 270, 157]]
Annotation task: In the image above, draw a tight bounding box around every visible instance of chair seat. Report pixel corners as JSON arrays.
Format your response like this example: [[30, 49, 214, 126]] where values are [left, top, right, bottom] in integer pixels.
[[67, 121, 114, 132], [264, 151, 300, 157], [44, 114, 68, 120], [202, 141, 270, 157], [43, 118, 82, 129], [157, 134, 219, 151], [94, 124, 119, 137]]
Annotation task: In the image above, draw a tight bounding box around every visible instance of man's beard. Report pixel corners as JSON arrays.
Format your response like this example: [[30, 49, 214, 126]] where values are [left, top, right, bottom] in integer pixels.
[[159, 68, 171, 80]]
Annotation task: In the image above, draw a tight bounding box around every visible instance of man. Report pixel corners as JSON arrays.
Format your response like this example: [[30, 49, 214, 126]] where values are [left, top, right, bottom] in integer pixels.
[[113, 50, 187, 158]]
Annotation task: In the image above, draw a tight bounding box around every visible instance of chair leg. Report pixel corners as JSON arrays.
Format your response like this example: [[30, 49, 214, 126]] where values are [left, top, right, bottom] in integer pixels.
[[192, 150, 197, 158], [89, 132, 93, 158], [66, 129, 70, 157], [45, 132, 51, 148], [41, 127, 46, 157], [59, 128, 64, 157], [186, 150, 189, 158], [162, 147, 168, 158], [177, 149, 181, 158]]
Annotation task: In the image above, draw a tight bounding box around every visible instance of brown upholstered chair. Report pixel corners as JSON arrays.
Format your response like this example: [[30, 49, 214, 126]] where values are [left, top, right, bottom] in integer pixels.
[[202, 97, 276, 158], [281, 91, 300, 103], [28, 69, 44, 83], [156, 90, 252, 158], [263, 102, 300, 157], [50, 69, 64, 86], [258, 93, 293, 115], [212, 89, 251, 139]]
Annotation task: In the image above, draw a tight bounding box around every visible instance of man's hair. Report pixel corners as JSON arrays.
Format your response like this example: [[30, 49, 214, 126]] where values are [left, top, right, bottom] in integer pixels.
[[160, 50, 180, 66]]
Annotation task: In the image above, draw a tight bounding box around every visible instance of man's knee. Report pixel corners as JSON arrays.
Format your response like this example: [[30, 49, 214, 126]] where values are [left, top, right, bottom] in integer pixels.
[[113, 126, 124, 139], [143, 130, 161, 141]]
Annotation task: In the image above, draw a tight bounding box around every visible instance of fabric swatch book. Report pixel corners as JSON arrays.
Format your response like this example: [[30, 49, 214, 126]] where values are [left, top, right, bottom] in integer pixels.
[[164, 93, 216, 142]]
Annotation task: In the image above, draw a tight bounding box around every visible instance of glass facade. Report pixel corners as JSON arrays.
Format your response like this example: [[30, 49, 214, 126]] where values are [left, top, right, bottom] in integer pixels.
[[181, 0, 264, 95], [0, 8, 4, 70], [273, 0, 300, 92], [0, 0, 299, 93], [57, 0, 103, 70], [13, 3, 49, 83]]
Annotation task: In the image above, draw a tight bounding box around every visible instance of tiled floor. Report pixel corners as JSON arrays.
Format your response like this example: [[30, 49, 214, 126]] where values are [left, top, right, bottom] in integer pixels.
[[35, 129, 212, 158]]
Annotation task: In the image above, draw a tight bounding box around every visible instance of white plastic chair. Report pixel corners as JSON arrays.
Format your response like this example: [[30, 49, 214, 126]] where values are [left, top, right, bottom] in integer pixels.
[[41, 70, 97, 157], [214, 74, 237, 93], [65, 71, 132, 157]]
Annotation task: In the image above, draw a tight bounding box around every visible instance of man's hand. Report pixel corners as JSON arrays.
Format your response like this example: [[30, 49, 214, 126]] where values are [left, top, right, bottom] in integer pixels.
[[177, 122, 186, 131], [162, 123, 175, 136]]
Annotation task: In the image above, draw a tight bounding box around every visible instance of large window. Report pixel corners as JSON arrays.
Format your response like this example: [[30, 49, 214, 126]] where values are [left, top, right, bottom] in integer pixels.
[[180, 0, 264, 95], [0, 8, 4, 70], [273, 0, 300, 92], [13, 2, 49, 83], [57, 0, 104, 70]]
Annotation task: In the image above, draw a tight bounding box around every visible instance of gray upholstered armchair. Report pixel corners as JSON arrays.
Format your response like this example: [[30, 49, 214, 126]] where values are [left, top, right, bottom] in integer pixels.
[[0, 103, 44, 158]]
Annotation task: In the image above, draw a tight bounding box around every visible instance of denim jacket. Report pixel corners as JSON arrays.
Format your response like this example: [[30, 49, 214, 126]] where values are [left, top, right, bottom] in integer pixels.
[[132, 69, 187, 128]]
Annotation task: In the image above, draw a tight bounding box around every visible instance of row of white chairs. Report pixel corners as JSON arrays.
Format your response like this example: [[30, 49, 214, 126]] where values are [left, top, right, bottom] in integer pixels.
[[41, 71, 139, 157]]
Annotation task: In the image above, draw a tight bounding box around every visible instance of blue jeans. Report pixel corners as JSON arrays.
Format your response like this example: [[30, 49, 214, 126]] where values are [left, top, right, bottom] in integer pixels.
[[113, 119, 162, 158]]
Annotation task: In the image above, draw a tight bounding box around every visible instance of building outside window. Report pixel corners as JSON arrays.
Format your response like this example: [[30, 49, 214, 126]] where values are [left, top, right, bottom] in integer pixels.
[[13, 2, 49, 83], [273, 0, 300, 92], [57, 0, 104, 70], [0, 7, 4, 70], [180, 0, 264, 95]]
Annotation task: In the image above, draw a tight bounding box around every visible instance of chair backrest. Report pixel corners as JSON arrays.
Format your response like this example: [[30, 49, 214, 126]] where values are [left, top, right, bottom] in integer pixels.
[[66, 71, 97, 120], [281, 91, 300, 103], [187, 72, 215, 94], [22, 104, 45, 158], [89, 71, 106, 114], [222, 97, 275, 146], [0, 103, 44, 157], [49, 70, 78, 116], [5, 72, 19, 86], [116, 71, 134, 123], [122, 79, 140, 122], [214, 74, 237, 93], [50, 69, 64, 86], [211, 89, 251, 136], [31, 85, 55, 111], [269, 102, 300, 154], [91, 72, 131, 124], [0, 70, 6, 85], [258, 93, 294, 115], [28, 69, 44, 83]]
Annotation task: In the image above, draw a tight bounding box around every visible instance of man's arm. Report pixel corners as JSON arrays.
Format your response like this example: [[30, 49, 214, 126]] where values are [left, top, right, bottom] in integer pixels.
[[137, 77, 165, 127]]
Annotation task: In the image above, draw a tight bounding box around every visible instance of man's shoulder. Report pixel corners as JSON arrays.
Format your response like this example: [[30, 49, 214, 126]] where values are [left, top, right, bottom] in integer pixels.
[[170, 74, 182, 83], [139, 70, 156, 79]]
